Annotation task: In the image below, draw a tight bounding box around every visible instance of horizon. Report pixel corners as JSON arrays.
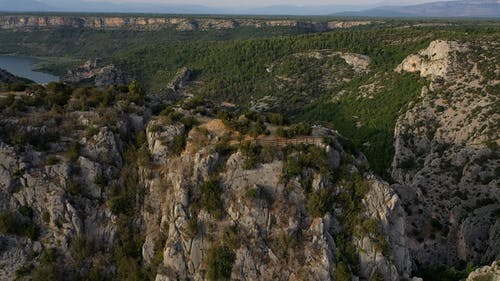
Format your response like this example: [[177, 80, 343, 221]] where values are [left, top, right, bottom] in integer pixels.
[[1, 0, 499, 17]]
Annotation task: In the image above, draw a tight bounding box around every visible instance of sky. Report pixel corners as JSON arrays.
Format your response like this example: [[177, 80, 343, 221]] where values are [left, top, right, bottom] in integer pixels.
[[39, 0, 449, 8]]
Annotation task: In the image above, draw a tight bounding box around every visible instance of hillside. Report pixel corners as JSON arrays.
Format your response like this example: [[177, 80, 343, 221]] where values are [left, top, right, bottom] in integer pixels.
[[339, 0, 500, 18], [0, 17, 498, 281]]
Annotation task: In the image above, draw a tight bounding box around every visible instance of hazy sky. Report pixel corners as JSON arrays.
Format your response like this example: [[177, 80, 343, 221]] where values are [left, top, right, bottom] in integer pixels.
[[41, 0, 449, 8]]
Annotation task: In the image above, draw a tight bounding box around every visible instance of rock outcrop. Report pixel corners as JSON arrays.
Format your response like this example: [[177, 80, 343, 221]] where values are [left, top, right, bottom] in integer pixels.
[[0, 15, 374, 32], [395, 40, 468, 79], [392, 40, 500, 268], [466, 261, 500, 281], [62, 59, 132, 87], [141, 116, 412, 281]]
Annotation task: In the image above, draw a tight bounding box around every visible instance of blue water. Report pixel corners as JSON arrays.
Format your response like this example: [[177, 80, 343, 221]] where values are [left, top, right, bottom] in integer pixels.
[[0, 55, 59, 84]]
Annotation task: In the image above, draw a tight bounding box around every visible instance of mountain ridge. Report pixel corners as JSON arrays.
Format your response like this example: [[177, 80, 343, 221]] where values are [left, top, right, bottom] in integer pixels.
[[0, 0, 499, 17]]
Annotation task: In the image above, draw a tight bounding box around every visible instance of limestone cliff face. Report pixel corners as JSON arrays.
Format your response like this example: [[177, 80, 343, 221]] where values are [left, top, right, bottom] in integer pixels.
[[141, 117, 412, 281], [392, 40, 500, 267], [0, 15, 373, 32], [0, 81, 414, 281], [62, 59, 132, 87], [466, 261, 500, 281]]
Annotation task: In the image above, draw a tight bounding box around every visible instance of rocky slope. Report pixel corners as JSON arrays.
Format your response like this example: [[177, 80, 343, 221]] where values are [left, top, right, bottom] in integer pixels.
[[466, 261, 500, 281], [392, 40, 500, 268], [0, 15, 373, 32], [62, 59, 132, 87], [0, 79, 418, 280], [0, 36, 498, 281]]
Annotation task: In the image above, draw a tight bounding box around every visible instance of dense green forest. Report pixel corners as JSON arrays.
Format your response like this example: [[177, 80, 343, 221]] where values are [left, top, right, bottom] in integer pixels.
[[1, 21, 499, 178]]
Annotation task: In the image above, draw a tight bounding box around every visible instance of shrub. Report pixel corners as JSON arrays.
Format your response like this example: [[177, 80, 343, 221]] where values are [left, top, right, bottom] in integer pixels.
[[169, 134, 186, 155], [66, 180, 81, 196], [240, 141, 262, 169], [307, 188, 333, 218], [86, 126, 100, 138], [200, 179, 224, 218], [222, 225, 240, 250], [70, 235, 92, 263], [334, 262, 351, 281], [67, 141, 80, 161], [276, 122, 312, 138], [268, 113, 285, 126], [186, 217, 199, 239], [180, 116, 200, 131], [19, 206, 34, 219], [206, 246, 235, 281], [45, 156, 60, 165], [181, 96, 206, 110], [213, 138, 236, 157], [128, 80, 145, 104], [42, 211, 51, 224], [0, 211, 40, 240], [93, 175, 107, 188]]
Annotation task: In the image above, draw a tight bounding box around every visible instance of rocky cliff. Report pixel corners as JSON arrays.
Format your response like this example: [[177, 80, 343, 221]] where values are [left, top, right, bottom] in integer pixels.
[[0, 78, 417, 280], [392, 40, 500, 268], [62, 59, 132, 87], [0, 15, 373, 32]]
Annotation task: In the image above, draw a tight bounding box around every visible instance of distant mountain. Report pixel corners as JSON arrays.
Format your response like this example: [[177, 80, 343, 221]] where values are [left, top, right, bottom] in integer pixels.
[[0, 0, 370, 15], [0, 0, 499, 17], [233, 5, 370, 15], [340, 0, 500, 18]]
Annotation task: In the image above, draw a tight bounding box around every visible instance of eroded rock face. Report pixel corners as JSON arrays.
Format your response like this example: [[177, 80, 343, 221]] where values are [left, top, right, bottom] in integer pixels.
[[392, 40, 500, 267], [396, 40, 468, 79], [63, 59, 132, 87], [141, 117, 411, 281], [466, 261, 500, 281], [0, 15, 376, 32]]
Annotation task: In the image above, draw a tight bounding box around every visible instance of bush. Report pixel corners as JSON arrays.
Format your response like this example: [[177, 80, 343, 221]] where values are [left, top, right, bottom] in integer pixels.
[[169, 134, 186, 155], [276, 122, 312, 138], [200, 179, 224, 218], [186, 217, 199, 239], [128, 80, 145, 104], [42, 211, 51, 224], [307, 188, 333, 218], [0, 211, 40, 240], [268, 113, 285, 126], [70, 235, 92, 263], [213, 138, 236, 157], [222, 225, 240, 250], [45, 156, 60, 165], [334, 262, 351, 281], [180, 116, 199, 131], [93, 175, 107, 188], [66, 141, 80, 161], [240, 141, 262, 169], [371, 271, 385, 281], [206, 246, 235, 281]]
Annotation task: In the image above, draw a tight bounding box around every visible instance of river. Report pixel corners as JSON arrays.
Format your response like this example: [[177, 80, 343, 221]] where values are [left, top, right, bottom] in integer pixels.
[[0, 55, 59, 84]]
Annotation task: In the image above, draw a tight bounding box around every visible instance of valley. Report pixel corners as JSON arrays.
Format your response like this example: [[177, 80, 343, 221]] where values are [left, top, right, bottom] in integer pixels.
[[0, 13, 498, 281]]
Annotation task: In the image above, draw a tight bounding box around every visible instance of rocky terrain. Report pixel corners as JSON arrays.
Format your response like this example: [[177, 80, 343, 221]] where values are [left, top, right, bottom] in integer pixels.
[[62, 59, 132, 87], [0, 23, 498, 281], [393, 40, 499, 267], [0, 74, 419, 280], [0, 15, 373, 32]]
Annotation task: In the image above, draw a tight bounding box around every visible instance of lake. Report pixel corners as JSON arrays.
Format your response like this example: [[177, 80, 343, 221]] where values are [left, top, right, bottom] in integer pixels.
[[0, 55, 59, 84]]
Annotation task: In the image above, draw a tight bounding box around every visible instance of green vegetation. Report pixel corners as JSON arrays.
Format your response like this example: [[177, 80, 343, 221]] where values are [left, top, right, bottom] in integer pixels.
[[0, 211, 40, 240], [200, 179, 224, 218], [307, 188, 333, 218], [206, 246, 235, 281]]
